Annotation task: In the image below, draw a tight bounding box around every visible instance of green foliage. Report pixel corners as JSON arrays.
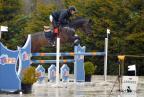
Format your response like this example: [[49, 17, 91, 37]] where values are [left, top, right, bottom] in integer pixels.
[[22, 66, 39, 85], [23, 3, 56, 35], [84, 62, 96, 75], [0, 0, 21, 22]]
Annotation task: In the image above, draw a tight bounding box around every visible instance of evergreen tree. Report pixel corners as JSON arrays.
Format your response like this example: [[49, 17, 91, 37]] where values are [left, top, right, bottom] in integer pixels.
[[0, 0, 21, 22]]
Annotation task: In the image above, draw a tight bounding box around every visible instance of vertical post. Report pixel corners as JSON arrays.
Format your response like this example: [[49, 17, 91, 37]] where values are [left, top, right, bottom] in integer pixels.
[[118, 55, 125, 91], [104, 29, 110, 81], [74, 45, 85, 82], [0, 30, 1, 39], [0, 26, 8, 39], [56, 37, 60, 85], [121, 60, 124, 76], [135, 67, 136, 76], [104, 38, 108, 81]]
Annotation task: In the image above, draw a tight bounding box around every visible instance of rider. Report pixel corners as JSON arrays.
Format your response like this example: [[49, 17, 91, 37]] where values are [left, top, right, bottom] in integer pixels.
[[50, 6, 77, 37]]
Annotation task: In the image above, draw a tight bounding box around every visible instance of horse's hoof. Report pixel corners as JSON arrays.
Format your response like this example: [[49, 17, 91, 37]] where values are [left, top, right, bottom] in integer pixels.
[[74, 40, 80, 46], [52, 43, 56, 47], [51, 41, 56, 47], [74, 39, 78, 43], [74, 34, 78, 37], [74, 39, 80, 44]]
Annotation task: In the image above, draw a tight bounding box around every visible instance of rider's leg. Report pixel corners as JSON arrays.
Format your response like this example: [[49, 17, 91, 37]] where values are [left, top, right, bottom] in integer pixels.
[[50, 33, 56, 46], [51, 19, 59, 46]]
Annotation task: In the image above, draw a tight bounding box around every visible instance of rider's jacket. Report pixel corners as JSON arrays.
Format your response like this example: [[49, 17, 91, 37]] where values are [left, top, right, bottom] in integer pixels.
[[52, 9, 72, 27]]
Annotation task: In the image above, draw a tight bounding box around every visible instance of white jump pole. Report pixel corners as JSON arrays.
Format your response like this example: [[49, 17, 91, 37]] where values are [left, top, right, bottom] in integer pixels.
[[104, 29, 110, 81], [104, 38, 108, 81], [0, 30, 1, 39], [56, 37, 60, 85]]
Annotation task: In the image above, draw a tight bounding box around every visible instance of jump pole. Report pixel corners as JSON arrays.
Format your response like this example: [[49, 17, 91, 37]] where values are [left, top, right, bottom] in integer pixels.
[[56, 37, 60, 85]]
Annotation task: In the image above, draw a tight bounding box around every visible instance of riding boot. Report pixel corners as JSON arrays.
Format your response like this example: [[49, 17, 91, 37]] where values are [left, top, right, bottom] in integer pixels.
[[51, 37, 56, 46], [49, 39, 55, 47], [50, 34, 56, 47]]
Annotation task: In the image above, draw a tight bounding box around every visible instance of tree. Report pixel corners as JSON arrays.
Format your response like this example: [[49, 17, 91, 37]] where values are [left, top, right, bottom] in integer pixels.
[[0, 0, 21, 22]]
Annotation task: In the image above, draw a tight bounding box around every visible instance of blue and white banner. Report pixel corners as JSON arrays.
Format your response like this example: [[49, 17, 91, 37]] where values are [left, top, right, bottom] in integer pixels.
[[74, 44, 85, 82], [60, 64, 69, 82], [0, 42, 20, 92], [48, 64, 56, 82], [18, 34, 31, 77], [36, 65, 45, 83]]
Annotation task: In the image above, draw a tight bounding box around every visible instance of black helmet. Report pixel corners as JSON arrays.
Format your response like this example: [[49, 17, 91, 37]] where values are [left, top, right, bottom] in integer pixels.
[[68, 6, 77, 12]]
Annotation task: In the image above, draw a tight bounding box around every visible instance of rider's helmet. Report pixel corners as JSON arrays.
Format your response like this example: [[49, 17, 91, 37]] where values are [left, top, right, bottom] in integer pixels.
[[68, 6, 77, 12]]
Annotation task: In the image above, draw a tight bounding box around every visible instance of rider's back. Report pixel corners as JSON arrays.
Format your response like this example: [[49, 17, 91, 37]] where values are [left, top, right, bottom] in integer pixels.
[[52, 9, 72, 27]]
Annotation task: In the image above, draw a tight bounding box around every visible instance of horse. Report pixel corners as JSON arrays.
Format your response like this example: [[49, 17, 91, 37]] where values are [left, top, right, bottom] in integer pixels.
[[31, 17, 93, 52]]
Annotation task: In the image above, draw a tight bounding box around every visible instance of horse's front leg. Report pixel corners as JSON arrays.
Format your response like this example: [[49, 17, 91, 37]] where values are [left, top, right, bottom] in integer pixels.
[[71, 34, 80, 45], [74, 34, 80, 40]]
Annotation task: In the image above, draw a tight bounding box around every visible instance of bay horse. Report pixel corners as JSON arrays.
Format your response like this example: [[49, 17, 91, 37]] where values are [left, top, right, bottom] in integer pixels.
[[31, 17, 93, 52]]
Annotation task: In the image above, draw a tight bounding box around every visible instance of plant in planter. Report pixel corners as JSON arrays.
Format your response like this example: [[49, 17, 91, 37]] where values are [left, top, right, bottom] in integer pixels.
[[21, 66, 39, 94], [84, 62, 96, 82]]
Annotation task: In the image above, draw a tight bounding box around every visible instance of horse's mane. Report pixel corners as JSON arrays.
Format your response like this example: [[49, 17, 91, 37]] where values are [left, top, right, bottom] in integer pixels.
[[69, 17, 89, 28], [72, 17, 85, 20]]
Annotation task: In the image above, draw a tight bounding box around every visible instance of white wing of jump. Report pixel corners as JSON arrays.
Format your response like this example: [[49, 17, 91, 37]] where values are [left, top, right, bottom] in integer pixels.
[[1, 26, 8, 32]]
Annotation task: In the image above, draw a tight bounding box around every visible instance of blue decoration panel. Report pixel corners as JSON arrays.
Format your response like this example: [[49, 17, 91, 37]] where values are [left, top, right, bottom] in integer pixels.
[[0, 42, 21, 92], [74, 44, 85, 82]]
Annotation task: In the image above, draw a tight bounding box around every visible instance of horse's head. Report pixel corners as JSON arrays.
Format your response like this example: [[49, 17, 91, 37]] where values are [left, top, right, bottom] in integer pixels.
[[70, 17, 93, 35]]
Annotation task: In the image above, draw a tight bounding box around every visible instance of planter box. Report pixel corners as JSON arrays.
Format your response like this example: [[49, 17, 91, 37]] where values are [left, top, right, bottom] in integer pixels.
[[21, 83, 32, 94], [85, 75, 92, 82]]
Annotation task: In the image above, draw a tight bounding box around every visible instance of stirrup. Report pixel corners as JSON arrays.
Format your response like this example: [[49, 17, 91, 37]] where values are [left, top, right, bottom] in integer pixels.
[[52, 41, 56, 47]]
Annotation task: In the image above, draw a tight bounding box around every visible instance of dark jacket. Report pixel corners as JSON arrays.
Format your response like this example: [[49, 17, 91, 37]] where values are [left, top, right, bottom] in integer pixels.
[[52, 9, 72, 27]]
